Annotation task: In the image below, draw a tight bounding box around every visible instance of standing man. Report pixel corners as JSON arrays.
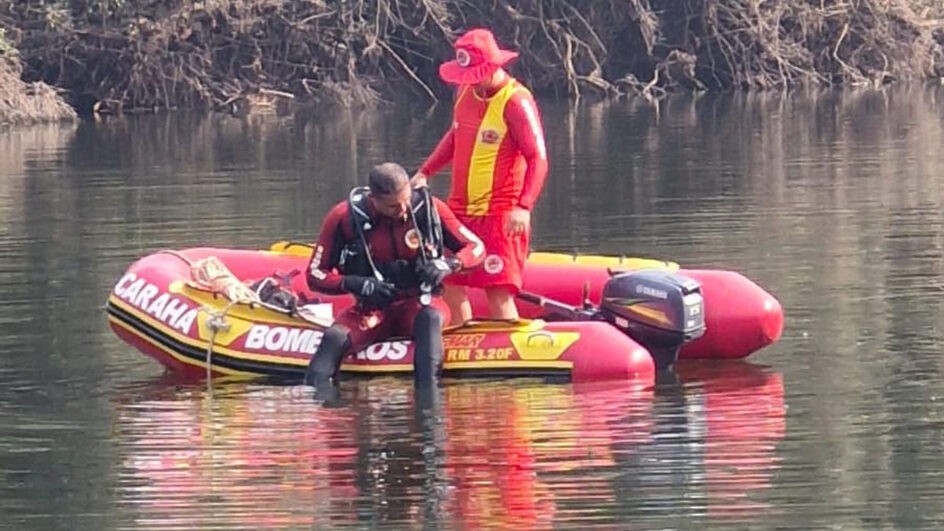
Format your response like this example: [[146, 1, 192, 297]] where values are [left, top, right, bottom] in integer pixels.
[[412, 28, 549, 326]]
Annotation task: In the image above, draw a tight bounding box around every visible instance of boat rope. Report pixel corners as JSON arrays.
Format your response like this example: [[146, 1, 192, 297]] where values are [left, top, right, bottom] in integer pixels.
[[199, 300, 239, 383], [153, 251, 263, 387], [156, 249, 194, 267]]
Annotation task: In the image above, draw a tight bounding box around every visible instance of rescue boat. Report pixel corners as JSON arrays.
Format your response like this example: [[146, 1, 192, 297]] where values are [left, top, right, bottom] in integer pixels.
[[105, 242, 783, 382]]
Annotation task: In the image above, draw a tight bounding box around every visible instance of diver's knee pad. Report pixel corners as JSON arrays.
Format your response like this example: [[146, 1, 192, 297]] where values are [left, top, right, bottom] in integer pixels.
[[412, 306, 444, 384], [305, 325, 351, 386]]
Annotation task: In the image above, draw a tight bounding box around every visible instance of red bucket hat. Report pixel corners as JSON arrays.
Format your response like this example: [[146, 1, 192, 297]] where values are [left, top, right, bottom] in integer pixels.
[[439, 29, 519, 85]]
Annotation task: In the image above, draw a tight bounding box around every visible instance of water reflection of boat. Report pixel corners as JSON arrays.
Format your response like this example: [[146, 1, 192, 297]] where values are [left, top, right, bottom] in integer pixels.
[[113, 362, 784, 527], [610, 362, 787, 520]]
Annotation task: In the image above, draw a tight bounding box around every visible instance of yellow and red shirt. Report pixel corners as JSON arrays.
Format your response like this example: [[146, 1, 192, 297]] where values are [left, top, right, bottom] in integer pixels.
[[419, 78, 548, 217]]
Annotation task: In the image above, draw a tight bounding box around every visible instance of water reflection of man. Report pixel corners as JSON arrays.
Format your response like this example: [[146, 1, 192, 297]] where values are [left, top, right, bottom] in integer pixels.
[[346, 383, 448, 527]]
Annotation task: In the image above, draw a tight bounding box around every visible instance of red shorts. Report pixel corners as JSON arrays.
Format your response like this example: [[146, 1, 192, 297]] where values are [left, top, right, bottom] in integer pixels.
[[446, 213, 530, 292], [333, 297, 450, 354]]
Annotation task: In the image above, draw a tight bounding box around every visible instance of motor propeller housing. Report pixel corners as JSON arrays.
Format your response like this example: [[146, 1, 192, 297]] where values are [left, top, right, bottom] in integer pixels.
[[600, 269, 706, 370]]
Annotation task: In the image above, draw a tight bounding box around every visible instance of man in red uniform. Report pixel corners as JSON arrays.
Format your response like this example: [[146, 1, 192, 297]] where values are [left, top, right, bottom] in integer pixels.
[[412, 28, 548, 326], [305, 162, 485, 388]]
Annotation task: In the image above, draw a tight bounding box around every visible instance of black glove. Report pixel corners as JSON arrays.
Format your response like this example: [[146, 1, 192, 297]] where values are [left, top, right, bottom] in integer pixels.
[[341, 275, 397, 308], [416, 258, 460, 289]]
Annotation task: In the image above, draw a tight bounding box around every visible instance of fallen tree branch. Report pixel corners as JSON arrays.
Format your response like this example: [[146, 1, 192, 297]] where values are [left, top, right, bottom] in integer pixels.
[[0, 0, 940, 111]]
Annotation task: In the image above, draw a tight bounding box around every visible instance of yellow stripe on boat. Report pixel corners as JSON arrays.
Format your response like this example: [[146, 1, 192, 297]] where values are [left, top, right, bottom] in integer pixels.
[[268, 240, 680, 272], [268, 240, 314, 257], [446, 319, 546, 333], [527, 251, 678, 271]]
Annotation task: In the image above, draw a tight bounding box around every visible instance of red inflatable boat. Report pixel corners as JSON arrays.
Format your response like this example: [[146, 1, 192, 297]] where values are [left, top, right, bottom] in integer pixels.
[[105, 242, 783, 382]]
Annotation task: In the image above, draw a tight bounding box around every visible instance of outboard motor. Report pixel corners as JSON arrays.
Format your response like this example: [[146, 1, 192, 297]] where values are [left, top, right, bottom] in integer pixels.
[[600, 270, 706, 371]]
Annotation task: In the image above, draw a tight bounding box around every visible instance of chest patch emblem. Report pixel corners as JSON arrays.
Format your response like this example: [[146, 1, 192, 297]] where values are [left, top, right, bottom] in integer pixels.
[[404, 228, 421, 250], [480, 129, 500, 144]]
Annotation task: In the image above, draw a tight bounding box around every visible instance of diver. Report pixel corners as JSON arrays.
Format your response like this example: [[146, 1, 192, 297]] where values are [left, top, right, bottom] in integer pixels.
[[304, 162, 485, 390]]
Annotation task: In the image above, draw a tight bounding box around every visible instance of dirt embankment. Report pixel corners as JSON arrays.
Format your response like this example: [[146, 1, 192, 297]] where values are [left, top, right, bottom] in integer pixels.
[[0, 0, 942, 118], [0, 27, 75, 125]]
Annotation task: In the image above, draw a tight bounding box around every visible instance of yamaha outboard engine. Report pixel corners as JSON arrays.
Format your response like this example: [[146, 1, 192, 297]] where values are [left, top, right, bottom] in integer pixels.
[[600, 270, 706, 370]]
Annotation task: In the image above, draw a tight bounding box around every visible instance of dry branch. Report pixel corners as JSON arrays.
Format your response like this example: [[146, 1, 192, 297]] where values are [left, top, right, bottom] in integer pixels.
[[0, 0, 940, 112]]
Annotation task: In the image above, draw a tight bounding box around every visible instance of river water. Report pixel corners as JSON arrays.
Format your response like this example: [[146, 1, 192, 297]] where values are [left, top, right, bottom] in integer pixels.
[[1, 87, 943, 529]]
